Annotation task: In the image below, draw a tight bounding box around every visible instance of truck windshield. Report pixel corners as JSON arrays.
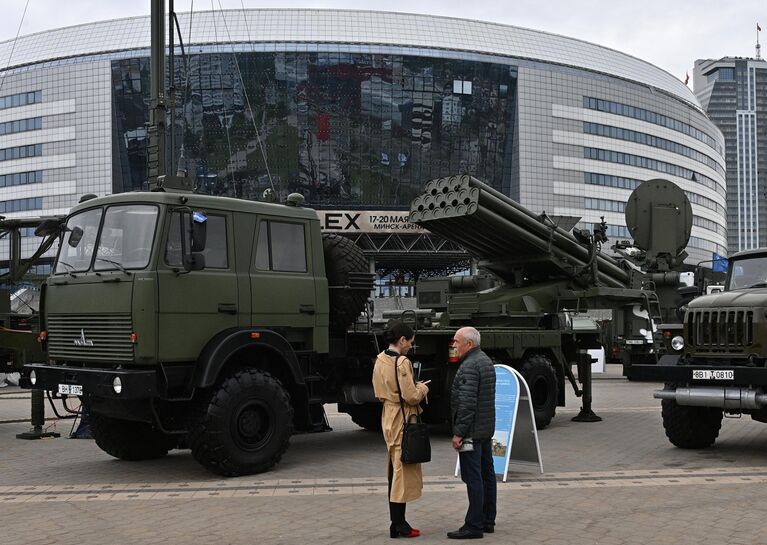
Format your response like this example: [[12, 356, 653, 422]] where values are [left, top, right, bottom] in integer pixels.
[[54, 205, 159, 274], [728, 256, 767, 290], [55, 208, 103, 273], [94, 205, 159, 271]]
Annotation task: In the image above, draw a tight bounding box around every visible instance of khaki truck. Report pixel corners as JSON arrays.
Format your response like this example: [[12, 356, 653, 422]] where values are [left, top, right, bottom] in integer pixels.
[[631, 249, 767, 448]]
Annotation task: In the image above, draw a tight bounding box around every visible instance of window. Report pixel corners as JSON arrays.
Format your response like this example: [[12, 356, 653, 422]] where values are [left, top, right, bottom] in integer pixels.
[[0, 143, 42, 162], [255, 220, 307, 273], [452, 80, 472, 95], [165, 212, 229, 269], [0, 196, 43, 213], [0, 90, 41, 111], [55, 208, 103, 274], [95, 205, 158, 271], [0, 170, 42, 187], [0, 117, 41, 136], [583, 96, 722, 154]]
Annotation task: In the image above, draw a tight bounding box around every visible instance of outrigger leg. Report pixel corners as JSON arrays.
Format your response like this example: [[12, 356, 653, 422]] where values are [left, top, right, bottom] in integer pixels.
[[16, 389, 60, 439], [572, 351, 602, 422]]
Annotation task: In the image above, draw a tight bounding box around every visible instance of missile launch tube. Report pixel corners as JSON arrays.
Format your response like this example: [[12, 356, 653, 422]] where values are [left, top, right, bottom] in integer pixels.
[[414, 203, 627, 288], [410, 176, 630, 287]]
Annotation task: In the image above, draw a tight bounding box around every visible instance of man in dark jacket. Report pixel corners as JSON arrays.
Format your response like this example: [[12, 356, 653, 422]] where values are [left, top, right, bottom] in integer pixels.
[[448, 326, 497, 539]]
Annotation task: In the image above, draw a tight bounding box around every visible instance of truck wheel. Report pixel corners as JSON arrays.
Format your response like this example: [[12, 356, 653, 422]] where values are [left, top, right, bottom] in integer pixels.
[[91, 413, 176, 461], [322, 233, 369, 332], [190, 369, 293, 476], [661, 397, 722, 448], [344, 403, 382, 431], [520, 354, 558, 430]]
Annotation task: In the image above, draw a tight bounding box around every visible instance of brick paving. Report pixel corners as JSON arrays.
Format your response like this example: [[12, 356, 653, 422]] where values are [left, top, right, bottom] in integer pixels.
[[1, 367, 766, 544]]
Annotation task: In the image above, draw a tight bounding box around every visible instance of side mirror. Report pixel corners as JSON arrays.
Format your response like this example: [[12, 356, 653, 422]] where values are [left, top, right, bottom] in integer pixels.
[[184, 253, 205, 271], [68, 226, 84, 247], [190, 211, 207, 252]]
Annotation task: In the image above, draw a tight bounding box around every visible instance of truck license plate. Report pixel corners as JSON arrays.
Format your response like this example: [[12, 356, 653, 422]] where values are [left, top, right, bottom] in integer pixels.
[[58, 384, 83, 395], [692, 370, 734, 381]]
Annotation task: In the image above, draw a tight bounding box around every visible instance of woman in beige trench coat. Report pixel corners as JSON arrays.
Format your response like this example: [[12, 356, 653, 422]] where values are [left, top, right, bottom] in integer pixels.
[[372, 321, 430, 538]]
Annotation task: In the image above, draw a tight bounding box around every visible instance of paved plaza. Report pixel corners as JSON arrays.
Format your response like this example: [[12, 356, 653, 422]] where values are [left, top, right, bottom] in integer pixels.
[[1, 366, 767, 545]]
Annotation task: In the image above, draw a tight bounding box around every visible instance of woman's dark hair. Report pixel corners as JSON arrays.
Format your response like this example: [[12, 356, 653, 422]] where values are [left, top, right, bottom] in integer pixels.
[[383, 320, 414, 345]]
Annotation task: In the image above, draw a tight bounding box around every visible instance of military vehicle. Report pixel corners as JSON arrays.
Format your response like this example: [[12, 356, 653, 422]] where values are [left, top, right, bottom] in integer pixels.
[[0, 215, 64, 373], [631, 248, 767, 448], [0, 215, 66, 439], [19, 173, 695, 476]]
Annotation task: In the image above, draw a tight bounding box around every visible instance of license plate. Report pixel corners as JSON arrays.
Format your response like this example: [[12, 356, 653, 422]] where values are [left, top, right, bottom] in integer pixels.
[[624, 339, 646, 345], [58, 384, 83, 395], [692, 369, 734, 381]]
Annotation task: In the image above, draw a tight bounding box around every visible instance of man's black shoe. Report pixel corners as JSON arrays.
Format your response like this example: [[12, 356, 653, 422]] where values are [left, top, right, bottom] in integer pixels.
[[447, 527, 483, 539], [483, 526, 494, 534]]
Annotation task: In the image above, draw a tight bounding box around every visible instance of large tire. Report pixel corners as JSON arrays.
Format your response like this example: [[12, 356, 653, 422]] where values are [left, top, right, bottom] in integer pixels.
[[91, 413, 176, 461], [322, 233, 369, 332], [344, 403, 382, 431], [519, 354, 559, 430], [661, 393, 722, 449], [190, 369, 293, 476]]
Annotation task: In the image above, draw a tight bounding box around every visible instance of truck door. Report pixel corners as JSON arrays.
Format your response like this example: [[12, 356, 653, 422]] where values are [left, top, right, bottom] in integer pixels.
[[250, 217, 317, 349], [157, 210, 239, 361]]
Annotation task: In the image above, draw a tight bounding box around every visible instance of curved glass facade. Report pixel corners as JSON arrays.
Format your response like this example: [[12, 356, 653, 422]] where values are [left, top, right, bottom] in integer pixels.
[[112, 52, 518, 207]]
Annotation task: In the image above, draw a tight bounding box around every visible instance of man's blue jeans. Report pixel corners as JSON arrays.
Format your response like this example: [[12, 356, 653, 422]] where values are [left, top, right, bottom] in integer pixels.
[[458, 438, 497, 532]]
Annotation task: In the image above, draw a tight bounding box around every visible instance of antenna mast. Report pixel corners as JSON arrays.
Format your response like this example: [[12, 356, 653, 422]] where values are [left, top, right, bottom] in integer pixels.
[[148, 0, 167, 183]]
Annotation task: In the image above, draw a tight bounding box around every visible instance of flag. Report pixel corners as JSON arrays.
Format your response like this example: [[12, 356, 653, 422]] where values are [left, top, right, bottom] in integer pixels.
[[684, 72, 689, 85], [758, 23, 762, 31], [712, 252, 728, 273]]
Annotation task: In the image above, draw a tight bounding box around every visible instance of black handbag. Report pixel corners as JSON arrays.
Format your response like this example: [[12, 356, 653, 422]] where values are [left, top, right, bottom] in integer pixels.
[[394, 355, 431, 464]]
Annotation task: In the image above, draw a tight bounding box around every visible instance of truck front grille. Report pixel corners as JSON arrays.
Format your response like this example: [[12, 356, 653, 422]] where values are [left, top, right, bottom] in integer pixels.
[[687, 309, 754, 353], [47, 314, 134, 363]]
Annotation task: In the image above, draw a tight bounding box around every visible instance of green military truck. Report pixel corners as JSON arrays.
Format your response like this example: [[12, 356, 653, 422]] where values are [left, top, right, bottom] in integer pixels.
[[21, 175, 627, 476], [630, 249, 767, 448]]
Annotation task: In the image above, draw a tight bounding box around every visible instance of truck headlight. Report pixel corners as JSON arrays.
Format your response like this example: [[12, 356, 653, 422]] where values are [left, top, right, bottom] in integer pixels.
[[112, 376, 122, 394], [671, 336, 685, 351], [29, 370, 36, 385]]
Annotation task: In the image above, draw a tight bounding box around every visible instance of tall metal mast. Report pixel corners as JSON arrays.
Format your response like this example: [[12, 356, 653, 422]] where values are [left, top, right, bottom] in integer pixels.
[[147, 0, 192, 191], [148, 0, 166, 183]]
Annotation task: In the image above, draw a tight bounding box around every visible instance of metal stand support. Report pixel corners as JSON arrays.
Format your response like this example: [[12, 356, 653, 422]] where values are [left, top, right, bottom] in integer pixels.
[[572, 355, 602, 422], [16, 389, 60, 439]]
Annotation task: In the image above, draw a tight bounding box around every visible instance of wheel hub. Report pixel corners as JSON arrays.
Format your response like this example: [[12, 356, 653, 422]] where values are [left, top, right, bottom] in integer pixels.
[[234, 402, 273, 449]]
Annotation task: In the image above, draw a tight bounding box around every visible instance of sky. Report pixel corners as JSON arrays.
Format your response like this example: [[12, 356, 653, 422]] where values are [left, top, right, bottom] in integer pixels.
[[0, 0, 764, 86]]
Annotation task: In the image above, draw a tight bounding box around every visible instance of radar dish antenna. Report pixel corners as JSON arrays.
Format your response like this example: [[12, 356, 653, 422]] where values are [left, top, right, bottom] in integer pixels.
[[625, 178, 692, 270]]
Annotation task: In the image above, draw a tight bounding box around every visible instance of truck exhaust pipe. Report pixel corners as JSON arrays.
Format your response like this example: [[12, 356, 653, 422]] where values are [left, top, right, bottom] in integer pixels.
[[654, 387, 767, 410]]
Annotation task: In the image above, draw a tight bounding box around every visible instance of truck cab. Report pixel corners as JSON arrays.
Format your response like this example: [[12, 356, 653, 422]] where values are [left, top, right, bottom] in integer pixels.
[[631, 248, 767, 449]]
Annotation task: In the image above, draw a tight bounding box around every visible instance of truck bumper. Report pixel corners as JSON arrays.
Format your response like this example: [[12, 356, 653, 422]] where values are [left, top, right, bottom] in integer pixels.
[[629, 361, 767, 386], [21, 363, 158, 400]]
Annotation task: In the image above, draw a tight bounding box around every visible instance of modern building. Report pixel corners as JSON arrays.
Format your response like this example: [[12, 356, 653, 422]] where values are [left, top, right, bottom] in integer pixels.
[[693, 56, 767, 253], [0, 9, 727, 276]]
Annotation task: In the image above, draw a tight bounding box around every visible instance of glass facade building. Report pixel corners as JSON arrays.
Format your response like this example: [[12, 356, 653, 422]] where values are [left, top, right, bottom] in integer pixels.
[[0, 9, 727, 265], [694, 57, 767, 253]]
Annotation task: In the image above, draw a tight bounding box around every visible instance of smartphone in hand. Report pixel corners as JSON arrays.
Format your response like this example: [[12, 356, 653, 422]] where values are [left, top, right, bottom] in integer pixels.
[[412, 361, 422, 381]]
